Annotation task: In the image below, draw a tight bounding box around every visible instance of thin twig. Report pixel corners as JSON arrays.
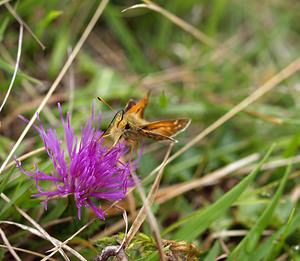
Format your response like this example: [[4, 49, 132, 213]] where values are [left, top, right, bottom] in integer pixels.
[[238, 154, 300, 174], [43, 217, 74, 229], [4, 3, 45, 50], [0, 220, 86, 261], [3, 147, 45, 171], [0, 193, 70, 261], [0, 244, 57, 261], [148, 57, 300, 179], [126, 144, 173, 246], [276, 253, 289, 261], [117, 210, 129, 253], [91, 216, 132, 242], [212, 229, 273, 239], [130, 172, 166, 260], [22, 80, 59, 126], [0, 0, 10, 7], [0, 228, 21, 261], [204, 229, 273, 249], [67, 47, 75, 117], [1, 92, 68, 130], [123, 1, 216, 47], [0, 24, 23, 112], [0, 0, 109, 175], [42, 218, 96, 261], [155, 153, 259, 204], [126, 145, 173, 260]]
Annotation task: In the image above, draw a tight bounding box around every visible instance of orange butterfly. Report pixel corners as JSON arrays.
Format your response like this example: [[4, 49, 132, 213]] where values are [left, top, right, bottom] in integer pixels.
[[98, 92, 191, 147]]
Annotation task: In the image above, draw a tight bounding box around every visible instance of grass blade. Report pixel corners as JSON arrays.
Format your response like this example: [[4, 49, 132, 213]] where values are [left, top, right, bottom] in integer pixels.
[[250, 209, 300, 260], [227, 162, 291, 260], [0, 166, 15, 194], [0, 180, 32, 219], [204, 241, 220, 261], [264, 208, 295, 261]]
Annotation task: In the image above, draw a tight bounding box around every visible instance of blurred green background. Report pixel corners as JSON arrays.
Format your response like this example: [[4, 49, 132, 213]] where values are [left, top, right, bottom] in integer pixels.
[[1, 0, 300, 260]]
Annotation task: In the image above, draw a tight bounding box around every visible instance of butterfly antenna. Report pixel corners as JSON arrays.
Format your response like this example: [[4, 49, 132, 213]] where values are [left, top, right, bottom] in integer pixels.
[[97, 96, 116, 112]]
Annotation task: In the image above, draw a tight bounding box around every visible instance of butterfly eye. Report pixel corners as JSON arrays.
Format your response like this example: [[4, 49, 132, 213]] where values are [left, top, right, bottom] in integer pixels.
[[125, 123, 130, 130]]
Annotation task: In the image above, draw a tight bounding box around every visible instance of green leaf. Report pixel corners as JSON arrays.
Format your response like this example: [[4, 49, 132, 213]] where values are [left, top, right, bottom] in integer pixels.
[[0, 58, 41, 85], [264, 208, 295, 261], [36, 10, 63, 37], [0, 16, 10, 43], [0, 180, 32, 219], [0, 166, 15, 194], [206, 0, 227, 37], [159, 91, 168, 108], [21, 198, 42, 209], [227, 163, 291, 260], [41, 198, 68, 223], [48, 30, 69, 77], [136, 251, 159, 261], [164, 144, 275, 241], [250, 208, 300, 260], [0, 248, 4, 260]]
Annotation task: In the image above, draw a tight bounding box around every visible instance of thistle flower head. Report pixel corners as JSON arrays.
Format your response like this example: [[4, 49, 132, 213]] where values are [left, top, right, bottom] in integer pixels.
[[18, 104, 135, 220]]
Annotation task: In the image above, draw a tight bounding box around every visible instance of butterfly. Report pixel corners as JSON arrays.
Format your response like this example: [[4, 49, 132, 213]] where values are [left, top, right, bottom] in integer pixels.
[[98, 92, 191, 147]]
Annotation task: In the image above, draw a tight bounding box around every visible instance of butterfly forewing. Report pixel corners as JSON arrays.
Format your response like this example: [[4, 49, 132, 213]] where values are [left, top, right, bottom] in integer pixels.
[[126, 91, 150, 118], [124, 99, 137, 112]]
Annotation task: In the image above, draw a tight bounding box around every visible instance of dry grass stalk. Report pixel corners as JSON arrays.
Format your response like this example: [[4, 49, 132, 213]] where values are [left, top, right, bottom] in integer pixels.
[[0, 227, 21, 261], [43, 217, 74, 229], [0, 193, 71, 260], [0, 24, 23, 112], [238, 154, 300, 174], [91, 215, 133, 242], [0, 0, 10, 6], [67, 47, 75, 117], [1, 93, 68, 130], [0, 244, 57, 261], [130, 171, 166, 261], [123, 1, 216, 47], [0, 220, 85, 260], [155, 153, 259, 204], [125, 144, 173, 260], [41, 218, 96, 261], [4, 3, 45, 49], [3, 147, 45, 171]]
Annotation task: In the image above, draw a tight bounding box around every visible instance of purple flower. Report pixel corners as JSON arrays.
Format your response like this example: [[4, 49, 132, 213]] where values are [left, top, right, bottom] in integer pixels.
[[17, 104, 135, 220]]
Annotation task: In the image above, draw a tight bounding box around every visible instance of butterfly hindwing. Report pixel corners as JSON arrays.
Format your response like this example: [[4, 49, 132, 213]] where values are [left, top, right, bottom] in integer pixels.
[[140, 118, 191, 139]]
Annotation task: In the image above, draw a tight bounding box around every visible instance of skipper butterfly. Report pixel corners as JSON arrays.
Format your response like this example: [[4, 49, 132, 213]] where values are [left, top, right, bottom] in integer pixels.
[[98, 92, 191, 147]]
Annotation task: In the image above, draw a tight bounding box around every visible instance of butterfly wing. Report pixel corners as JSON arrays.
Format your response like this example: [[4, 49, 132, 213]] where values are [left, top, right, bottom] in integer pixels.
[[124, 99, 137, 112], [125, 91, 150, 119], [101, 110, 124, 142], [139, 118, 191, 141]]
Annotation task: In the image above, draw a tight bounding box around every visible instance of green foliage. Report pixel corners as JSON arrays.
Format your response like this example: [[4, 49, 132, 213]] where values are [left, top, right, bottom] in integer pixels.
[[228, 163, 291, 260], [96, 233, 201, 260], [1, 0, 300, 260], [165, 145, 274, 240], [203, 241, 220, 261]]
